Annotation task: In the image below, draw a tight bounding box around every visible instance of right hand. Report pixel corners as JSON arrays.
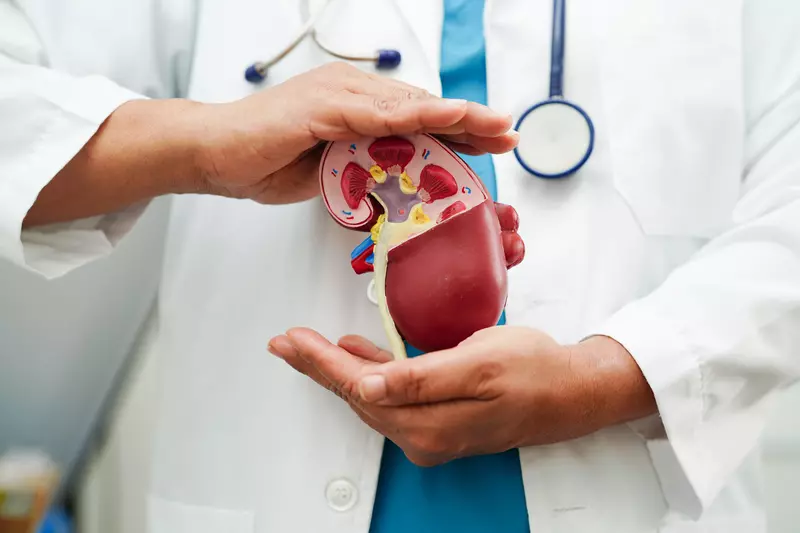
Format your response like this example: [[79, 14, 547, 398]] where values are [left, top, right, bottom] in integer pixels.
[[187, 62, 518, 205]]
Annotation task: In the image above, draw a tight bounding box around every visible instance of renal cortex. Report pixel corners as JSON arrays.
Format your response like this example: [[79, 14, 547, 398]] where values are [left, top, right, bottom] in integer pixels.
[[319, 135, 508, 360]]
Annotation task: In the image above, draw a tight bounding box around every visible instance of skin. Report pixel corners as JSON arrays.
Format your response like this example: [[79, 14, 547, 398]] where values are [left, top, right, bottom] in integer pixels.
[[268, 329, 657, 467], [23, 62, 518, 227], [22, 57, 656, 466]]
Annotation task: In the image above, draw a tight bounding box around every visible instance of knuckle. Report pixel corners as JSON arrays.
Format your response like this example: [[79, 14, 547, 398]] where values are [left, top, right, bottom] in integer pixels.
[[474, 359, 504, 398], [477, 359, 504, 383], [338, 379, 360, 400], [388, 86, 427, 102], [326, 61, 354, 74], [405, 453, 437, 468], [402, 365, 425, 403], [373, 97, 400, 114], [408, 86, 432, 100], [405, 449, 445, 468], [407, 432, 448, 457]]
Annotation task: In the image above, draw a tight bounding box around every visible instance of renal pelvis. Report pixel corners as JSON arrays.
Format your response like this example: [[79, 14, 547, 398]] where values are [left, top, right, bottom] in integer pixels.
[[320, 135, 510, 359]]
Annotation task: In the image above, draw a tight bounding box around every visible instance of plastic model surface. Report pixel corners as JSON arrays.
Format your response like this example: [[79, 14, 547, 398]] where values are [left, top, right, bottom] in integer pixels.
[[320, 135, 514, 359]]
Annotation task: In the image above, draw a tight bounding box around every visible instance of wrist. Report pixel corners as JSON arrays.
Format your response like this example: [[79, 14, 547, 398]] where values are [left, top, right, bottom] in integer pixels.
[[570, 335, 658, 430], [113, 98, 208, 196]]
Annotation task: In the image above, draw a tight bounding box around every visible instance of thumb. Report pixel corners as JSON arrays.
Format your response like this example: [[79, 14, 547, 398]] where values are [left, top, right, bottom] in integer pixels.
[[357, 346, 499, 406]]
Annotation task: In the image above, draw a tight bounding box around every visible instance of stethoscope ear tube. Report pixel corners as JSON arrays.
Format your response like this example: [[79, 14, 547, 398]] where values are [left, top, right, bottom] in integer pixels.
[[244, 0, 401, 83]]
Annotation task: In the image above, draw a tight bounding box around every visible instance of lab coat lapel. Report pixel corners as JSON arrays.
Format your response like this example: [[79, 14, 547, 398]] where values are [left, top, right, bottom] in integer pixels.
[[394, 0, 444, 80], [308, 0, 443, 94]]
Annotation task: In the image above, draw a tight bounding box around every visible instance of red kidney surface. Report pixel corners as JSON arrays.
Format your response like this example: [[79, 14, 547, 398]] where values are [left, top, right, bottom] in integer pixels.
[[319, 134, 517, 352]]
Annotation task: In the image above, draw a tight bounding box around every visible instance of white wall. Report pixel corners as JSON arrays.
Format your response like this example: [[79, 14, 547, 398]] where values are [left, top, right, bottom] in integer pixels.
[[0, 198, 170, 497], [762, 385, 800, 533], [77, 309, 161, 533]]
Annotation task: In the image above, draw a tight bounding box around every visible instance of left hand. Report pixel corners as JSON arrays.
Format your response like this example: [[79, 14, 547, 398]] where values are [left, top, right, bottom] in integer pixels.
[[268, 326, 657, 466]]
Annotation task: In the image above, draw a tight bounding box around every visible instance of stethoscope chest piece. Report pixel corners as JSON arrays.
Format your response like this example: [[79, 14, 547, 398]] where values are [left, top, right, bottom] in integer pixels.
[[514, 99, 594, 179]]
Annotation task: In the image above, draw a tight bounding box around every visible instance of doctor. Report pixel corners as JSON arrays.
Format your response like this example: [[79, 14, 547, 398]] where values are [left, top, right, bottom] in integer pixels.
[[2, 0, 800, 532]]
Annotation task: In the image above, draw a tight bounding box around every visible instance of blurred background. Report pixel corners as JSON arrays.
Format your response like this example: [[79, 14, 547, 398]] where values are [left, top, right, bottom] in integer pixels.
[[1, 198, 799, 533]]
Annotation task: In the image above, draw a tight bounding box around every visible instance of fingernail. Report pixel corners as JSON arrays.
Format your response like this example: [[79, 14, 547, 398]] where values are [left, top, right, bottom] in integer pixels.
[[359, 374, 387, 402], [267, 342, 283, 359], [272, 336, 298, 359], [440, 98, 467, 109], [472, 103, 508, 118], [508, 129, 520, 141]]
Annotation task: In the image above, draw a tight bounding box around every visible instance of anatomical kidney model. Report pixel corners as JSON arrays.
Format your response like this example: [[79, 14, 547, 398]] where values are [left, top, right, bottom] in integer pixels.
[[319, 135, 516, 360]]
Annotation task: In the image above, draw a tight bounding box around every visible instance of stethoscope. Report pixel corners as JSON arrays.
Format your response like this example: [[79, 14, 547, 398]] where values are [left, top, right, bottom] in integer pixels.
[[513, 0, 594, 178], [245, 0, 594, 179], [244, 0, 402, 83]]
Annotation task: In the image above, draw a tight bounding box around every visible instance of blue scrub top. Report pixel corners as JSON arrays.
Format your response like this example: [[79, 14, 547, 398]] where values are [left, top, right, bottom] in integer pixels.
[[369, 1, 530, 532]]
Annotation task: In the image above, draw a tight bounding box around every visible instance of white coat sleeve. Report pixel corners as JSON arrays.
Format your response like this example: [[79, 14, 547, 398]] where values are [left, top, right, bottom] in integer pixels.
[[0, 1, 146, 279], [592, 0, 800, 519]]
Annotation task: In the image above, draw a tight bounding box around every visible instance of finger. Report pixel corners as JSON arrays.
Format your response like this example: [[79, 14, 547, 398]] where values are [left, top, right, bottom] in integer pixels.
[[348, 400, 390, 436], [337, 335, 394, 363], [433, 105, 515, 142], [400, 400, 501, 465], [269, 335, 343, 396], [348, 74, 511, 141], [268, 334, 296, 359], [460, 101, 514, 138], [439, 131, 519, 154], [440, 140, 486, 156], [286, 327, 367, 399], [502, 231, 525, 269], [309, 92, 469, 140], [494, 203, 520, 232], [350, 75, 512, 141], [457, 325, 507, 346], [357, 346, 503, 406], [349, 74, 434, 103], [425, 124, 468, 135], [254, 145, 324, 204]]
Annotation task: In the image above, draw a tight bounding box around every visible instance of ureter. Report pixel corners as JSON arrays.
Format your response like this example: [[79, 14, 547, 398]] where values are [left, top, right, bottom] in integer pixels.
[[372, 206, 435, 361], [373, 228, 406, 360]]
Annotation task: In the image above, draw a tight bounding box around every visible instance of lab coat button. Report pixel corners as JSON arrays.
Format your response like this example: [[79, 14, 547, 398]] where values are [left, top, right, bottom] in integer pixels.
[[326, 479, 358, 512]]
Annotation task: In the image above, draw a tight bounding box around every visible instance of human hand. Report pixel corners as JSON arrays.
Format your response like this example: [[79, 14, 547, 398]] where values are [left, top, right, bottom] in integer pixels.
[[268, 327, 656, 466], [188, 62, 518, 204]]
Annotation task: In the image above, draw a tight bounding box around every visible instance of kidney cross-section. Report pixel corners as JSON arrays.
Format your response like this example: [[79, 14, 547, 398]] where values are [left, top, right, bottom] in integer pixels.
[[320, 135, 516, 359]]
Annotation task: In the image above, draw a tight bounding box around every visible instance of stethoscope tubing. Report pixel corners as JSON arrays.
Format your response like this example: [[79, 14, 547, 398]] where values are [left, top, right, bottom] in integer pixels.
[[251, 1, 331, 75], [245, 0, 400, 83], [249, 0, 592, 180], [549, 0, 566, 98]]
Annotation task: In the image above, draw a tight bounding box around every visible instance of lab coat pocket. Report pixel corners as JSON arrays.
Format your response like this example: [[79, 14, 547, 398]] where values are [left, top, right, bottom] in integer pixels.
[[147, 495, 254, 533], [599, 0, 745, 238]]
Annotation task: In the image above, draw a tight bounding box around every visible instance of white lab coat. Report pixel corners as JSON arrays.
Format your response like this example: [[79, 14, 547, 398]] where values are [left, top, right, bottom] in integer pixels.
[[2, 0, 799, 531]]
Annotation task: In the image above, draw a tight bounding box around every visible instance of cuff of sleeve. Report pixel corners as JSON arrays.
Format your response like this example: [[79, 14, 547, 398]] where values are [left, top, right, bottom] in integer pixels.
[[590, 302, 710, 520], [0, 72, 147, 278], [20, 202, 150, 279]]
